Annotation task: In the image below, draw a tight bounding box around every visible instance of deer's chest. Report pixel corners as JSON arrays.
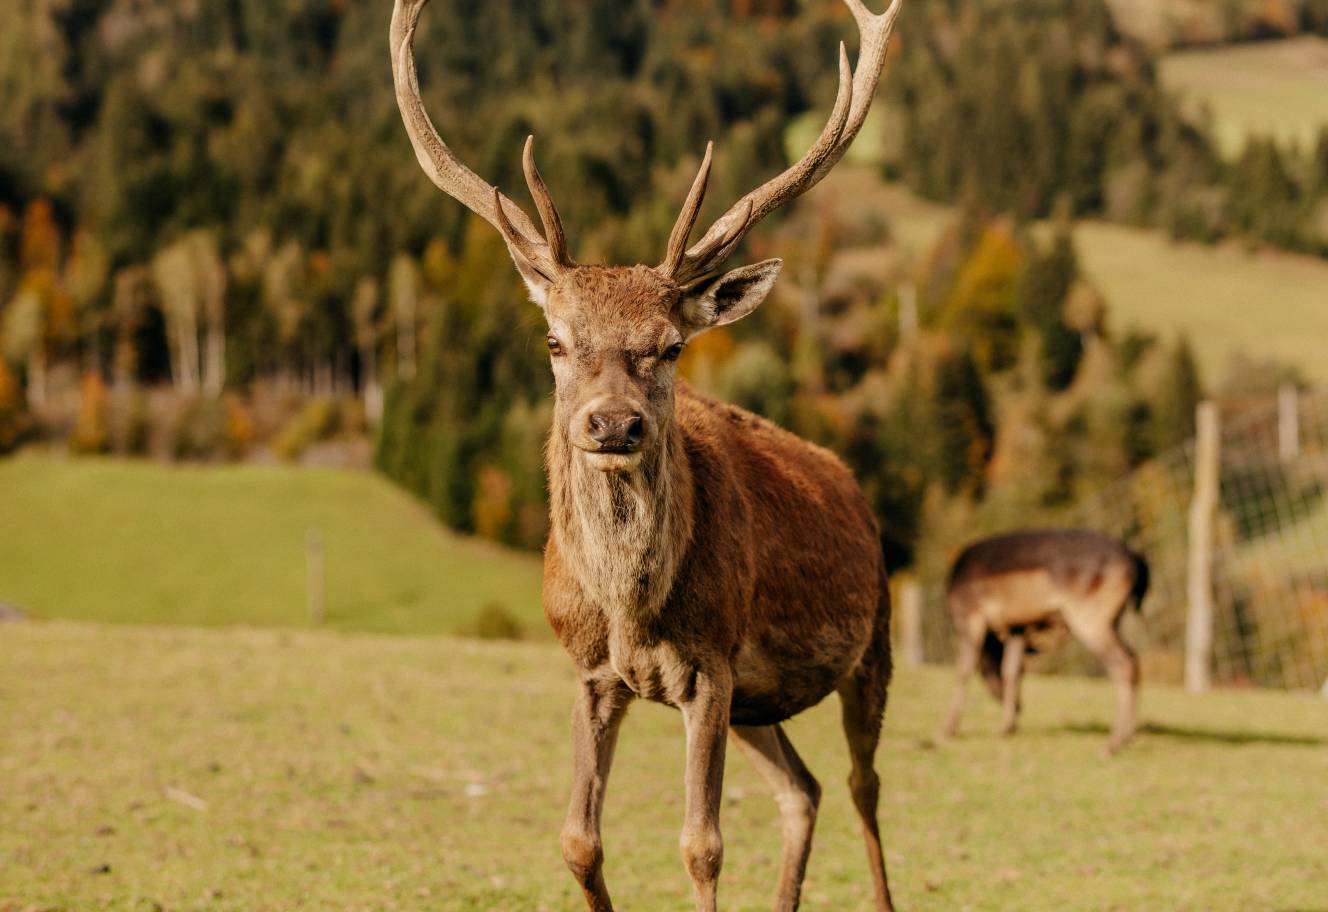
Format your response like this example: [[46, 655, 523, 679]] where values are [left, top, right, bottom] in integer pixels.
[[603, 626, 698, 706]]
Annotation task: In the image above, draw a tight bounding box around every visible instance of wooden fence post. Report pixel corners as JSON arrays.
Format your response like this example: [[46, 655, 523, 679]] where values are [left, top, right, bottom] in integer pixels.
[[1278, 384, 1299, 460], [306, 527, 325, 626], [1186, 401, 1219, 693], [898, 283, 918, 351], [898, 576, 924, 668]]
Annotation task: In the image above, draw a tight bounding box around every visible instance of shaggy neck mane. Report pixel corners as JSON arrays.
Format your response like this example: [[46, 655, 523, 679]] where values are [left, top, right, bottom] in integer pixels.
[[547, 407, 693, 619]]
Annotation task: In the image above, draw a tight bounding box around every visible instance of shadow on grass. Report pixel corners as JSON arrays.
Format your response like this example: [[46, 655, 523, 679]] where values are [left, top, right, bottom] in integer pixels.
[[1055, 721, 1327, 747]]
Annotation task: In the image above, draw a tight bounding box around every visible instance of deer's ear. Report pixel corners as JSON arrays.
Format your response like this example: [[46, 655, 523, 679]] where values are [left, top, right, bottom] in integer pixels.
[[506, 246, 552, 309], [677, 259, 782, 338]]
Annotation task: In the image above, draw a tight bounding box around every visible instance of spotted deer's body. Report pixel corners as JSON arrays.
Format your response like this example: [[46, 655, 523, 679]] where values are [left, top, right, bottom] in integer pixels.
[[940, 529, 1149, 754], [391, 2, 904, 909]]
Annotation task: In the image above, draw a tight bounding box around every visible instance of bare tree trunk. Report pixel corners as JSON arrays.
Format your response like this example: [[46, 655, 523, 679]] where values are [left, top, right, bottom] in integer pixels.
[[397, 307, 415, 382], [361, 343, 383, 425], [177, 318, 200, 394], [204, 319, 225, 396], [26, 348, 47, 412]]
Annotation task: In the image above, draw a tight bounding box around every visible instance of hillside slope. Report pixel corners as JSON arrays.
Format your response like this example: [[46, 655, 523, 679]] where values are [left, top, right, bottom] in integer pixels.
[[1161, 36, 1328, 157], [0, 457, 544, 635], [806, 169, 1328, 384]]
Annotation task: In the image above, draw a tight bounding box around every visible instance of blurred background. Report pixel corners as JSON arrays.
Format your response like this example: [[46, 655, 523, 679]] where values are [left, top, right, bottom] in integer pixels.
[[4, 0, 1327, 678], [2, 1, 1327, 907]]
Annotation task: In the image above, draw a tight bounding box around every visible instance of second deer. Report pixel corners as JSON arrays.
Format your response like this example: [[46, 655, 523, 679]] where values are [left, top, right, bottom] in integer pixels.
[[940, 529, 1149, 754]]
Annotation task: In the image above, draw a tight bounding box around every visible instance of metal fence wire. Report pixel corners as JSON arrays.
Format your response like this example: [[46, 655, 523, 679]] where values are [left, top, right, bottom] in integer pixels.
[[911, 387, 1328, 692]]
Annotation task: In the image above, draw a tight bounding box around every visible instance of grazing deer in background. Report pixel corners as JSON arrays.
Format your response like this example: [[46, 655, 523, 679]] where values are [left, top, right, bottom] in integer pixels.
[[391, 0, 904, 909], [940, 529, 1149, 755]]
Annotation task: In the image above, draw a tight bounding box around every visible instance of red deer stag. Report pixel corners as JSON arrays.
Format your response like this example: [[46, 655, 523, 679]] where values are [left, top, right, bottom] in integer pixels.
[[390, 0, 904, 908], [940, 529, 1149, 754]]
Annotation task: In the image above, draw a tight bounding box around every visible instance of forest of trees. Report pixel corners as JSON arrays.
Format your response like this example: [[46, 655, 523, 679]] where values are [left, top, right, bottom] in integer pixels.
[[885, 0, 1328, 253], [0, 0, 1311, 571]]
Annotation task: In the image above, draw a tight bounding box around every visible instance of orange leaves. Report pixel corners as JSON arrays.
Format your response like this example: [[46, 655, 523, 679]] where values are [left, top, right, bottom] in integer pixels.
[[20, 200, 60, 273]]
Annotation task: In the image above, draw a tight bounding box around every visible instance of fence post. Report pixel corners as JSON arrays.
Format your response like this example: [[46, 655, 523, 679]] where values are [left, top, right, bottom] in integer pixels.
[[1278, 383, 1299, 460], [898, 283, 918, 350], [898, 576, 924, 668], [306, 527, 325, 626], [1185, 401, 1219, 692]]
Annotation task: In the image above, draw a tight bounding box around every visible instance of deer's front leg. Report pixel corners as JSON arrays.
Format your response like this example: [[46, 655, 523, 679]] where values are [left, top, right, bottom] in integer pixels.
[[679, 664, 733, 912], [562, 677, 632, 912]]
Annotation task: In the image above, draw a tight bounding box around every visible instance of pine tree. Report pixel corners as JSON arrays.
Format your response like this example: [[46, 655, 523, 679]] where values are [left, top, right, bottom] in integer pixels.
[[933, 347, 995, 496], [1018, 227, 1083, 390], [1150, 335, 1203, 453]]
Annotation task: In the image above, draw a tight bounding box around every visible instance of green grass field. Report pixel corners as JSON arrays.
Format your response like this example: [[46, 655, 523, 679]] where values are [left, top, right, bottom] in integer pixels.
[[1, 621, 1325, 911], [807, 168, 1328, 384], [0, 456, 544, 636], [1069, 220, 1328, 384], [1161, 36, 1328, 158]]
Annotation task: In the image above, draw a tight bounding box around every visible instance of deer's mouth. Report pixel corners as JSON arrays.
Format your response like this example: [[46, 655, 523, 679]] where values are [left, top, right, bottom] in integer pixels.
[[581, 448, 645, 473]]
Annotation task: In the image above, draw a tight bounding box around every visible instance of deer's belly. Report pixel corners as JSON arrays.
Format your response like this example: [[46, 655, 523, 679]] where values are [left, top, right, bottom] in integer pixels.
[[728, 630, 865, 726]]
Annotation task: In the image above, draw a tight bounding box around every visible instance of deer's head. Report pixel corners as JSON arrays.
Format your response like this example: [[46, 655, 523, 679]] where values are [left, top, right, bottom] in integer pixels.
[[390, 0, 901, 472]]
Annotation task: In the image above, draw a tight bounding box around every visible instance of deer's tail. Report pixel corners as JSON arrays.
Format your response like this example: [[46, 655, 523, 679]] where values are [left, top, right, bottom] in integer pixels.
[[1128, 550, 1150, 613]]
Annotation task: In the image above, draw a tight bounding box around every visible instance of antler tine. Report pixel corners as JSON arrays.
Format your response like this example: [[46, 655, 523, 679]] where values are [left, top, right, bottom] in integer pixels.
[[390, 0, 564, 279], [523, 136, 574, 269], [659, 142, 715, 278], [671, 0, 903, 284], [492, 188, 550, 273]]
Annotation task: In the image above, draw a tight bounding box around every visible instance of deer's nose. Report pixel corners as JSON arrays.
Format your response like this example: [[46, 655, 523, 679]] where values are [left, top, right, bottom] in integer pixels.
[[587, 411, 645, 450]]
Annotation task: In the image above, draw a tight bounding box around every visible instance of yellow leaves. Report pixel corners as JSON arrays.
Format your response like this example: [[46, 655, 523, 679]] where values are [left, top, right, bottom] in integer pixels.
[[0, 358, 19, 451], [678, 326, 736, 386], [71, 372, 111, 455], [421, 238, 454, 292], [948, 223, 1023, 318], [223, 395, 256, 459], [307, 250, 333, 285], [20, 199, 60, 272], [472, 466, 515, 543], [2, 284, 44, 363], [939, 222, 1025, 371]]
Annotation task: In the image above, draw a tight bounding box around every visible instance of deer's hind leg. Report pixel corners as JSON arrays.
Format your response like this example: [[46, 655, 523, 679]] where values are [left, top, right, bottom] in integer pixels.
[[1065, 605, 1139, 755], [730, 724, 820, 912], [1097, 624, 1139, 754], [999, 632, 1027, 736], [838, 627, 896, 912], [941, 608, 987, 739]]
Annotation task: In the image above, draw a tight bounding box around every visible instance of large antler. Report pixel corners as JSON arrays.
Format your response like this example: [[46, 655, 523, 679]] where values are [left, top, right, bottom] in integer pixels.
[[390, 0, 572, 280], [660, 0, 903, 285]]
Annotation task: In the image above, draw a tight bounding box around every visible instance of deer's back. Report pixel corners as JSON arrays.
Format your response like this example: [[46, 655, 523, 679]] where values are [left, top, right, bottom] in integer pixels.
[[947, 529, 1142, 637]]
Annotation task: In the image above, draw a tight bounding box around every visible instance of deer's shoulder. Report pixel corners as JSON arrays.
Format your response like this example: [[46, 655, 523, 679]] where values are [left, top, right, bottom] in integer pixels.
[[674, 381, 859, 492]]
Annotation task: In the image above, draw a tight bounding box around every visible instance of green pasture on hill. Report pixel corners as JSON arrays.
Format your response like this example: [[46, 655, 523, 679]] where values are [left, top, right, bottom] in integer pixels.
[[1160, 36, 1328, 158], [805, 168, 1328, 385], [1, 622, 1325, 910], [0, 456, 544, 636]]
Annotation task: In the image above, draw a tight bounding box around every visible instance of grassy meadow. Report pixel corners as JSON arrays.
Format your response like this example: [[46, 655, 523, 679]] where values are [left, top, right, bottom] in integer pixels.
[[0, 456, 544, 636], [808, 168, 1328, 384], [1, 621, 1326, 911], [1160, 36, 1328, 158], [1069, 220, 1328, 384]]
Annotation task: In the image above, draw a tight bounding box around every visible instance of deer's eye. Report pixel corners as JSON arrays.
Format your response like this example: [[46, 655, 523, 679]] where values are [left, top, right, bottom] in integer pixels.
[[547, 335, 565, 356], [662, 342, 685, 362]]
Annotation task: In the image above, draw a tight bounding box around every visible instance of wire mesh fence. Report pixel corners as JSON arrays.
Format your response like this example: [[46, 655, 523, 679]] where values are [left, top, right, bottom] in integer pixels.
[[908, 386, 1328, 691]]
